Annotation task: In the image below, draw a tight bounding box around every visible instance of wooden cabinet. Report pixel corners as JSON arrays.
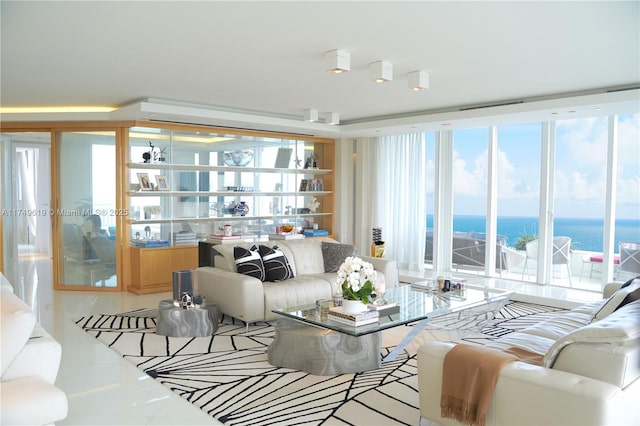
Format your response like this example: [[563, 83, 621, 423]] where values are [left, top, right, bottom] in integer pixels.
[[128, 246, 198, 294]]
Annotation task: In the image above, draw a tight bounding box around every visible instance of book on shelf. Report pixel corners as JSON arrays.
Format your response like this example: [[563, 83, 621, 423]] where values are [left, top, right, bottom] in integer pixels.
[[206, 238, 240, 245], [170, 232, 197, 246], [206, 234, 257, 244], [327, 307, 379, 326], [208, 234, 242, 240], [268, 233, 305, 240], [303, 229, 329, 237], [132, 239, 170, 248], [171, 232, 196, 239]]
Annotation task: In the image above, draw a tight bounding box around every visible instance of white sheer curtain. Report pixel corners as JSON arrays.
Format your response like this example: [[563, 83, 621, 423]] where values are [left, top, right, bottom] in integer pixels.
[[18, 151, 37, 242], [375, 133, 427, 271]]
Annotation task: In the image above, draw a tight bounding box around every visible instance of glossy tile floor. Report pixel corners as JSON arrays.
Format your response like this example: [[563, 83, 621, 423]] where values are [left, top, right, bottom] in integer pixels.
[[8, 251, 616, 426]]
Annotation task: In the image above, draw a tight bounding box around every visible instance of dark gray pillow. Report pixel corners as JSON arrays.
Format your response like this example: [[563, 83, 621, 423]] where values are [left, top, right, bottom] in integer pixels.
[[616, 287, 640, 311], [621, 276, 640, 288], [234, 245, 265, 281], [322, 241, 356, 273]]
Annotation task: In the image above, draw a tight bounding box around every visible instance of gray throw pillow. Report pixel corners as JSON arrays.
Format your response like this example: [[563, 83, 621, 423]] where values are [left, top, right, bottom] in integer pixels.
[[322, 241, 356, 273]]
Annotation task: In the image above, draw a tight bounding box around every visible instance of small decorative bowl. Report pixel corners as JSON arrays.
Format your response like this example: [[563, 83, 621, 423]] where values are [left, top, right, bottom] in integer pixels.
[[224, 150, 254, 167], [281, 224, 294, 233]]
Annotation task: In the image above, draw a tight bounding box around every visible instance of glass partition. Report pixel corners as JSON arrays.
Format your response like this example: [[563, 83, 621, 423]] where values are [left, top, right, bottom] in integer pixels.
[[57, 131, 118, 288]]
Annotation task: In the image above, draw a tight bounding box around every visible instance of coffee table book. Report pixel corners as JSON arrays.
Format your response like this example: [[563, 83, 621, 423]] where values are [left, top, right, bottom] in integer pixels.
[[367, 302, 400, 316], [327, 307, 379, 326]]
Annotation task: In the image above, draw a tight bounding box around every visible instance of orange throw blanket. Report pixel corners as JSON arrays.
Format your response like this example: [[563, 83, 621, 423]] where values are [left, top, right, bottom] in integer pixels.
[[441, 344, 517, 426]]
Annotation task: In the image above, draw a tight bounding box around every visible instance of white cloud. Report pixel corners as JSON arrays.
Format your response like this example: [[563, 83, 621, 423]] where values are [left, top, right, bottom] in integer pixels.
[[452, 149, 485, 195], [449, 113, 639, 218]]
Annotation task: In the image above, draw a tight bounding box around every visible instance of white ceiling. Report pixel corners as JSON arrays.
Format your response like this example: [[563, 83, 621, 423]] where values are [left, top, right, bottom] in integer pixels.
[[1, 1, 639, 137]]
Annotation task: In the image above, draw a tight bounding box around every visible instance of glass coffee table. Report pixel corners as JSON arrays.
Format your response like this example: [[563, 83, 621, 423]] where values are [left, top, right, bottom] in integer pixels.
[[269, 284, 512, 374]]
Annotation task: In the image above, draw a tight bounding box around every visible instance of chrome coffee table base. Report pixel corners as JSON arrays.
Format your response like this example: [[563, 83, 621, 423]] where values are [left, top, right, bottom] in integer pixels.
[[268, 318, 381, 375]]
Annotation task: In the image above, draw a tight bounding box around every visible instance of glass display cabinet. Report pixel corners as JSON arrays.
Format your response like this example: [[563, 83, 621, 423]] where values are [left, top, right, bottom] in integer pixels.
[[125, 124, 334, 293]]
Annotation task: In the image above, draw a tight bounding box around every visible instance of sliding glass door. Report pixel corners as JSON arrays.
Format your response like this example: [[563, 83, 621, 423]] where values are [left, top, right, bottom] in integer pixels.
[[0, 132, 52, 308], [56, 131, 119, 289]]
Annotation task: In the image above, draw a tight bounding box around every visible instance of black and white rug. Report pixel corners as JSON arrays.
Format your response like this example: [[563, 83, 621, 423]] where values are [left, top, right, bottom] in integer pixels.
[[75, 301, 565, 426]]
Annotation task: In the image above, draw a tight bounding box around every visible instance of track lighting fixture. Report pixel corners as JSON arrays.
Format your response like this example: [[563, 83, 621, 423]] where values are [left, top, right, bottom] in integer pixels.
[[369, 60, 393, 83], [304, 108, 319, 122], [325, 49, 350, 74], [408, 70, 429, 91], [324, 112, 340, 125]]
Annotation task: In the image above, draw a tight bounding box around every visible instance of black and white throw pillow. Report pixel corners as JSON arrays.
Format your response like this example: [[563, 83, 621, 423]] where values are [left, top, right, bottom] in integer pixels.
[[234, 245, 265, 281], [258, 245, 294, 281]]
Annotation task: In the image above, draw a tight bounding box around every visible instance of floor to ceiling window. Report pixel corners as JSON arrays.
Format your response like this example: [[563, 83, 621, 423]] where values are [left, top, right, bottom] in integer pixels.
[[415, 112, 638, 289], [497, 123, 542, 281], [450, 127, 489, 274], [552, 116, 609, 285], [615, 113, 640, 281]]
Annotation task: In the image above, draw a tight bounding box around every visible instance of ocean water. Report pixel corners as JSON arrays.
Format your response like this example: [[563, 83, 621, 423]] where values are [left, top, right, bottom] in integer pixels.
[[427, 215, 640, 253]]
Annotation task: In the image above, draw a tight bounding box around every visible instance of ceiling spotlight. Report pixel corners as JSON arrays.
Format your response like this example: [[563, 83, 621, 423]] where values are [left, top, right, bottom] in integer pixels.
[[324, 112, 340, 125], [408, 70, 429, 91], [369, 60, 393, 83], [325, 49, 350, 74], [304, 108, 319, 122]]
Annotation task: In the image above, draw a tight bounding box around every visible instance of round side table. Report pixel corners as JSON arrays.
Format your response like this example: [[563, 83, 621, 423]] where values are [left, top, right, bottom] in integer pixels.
[[156, 300, 220, 337]]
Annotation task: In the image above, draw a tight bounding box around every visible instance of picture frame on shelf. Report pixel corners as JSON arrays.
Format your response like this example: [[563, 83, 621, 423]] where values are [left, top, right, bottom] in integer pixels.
[[309, 179, 323, 191], [137, 173, 152, 190], [299, 179, 309, 191], [274, 147, 293, 168], [155, 175, 169, 190]]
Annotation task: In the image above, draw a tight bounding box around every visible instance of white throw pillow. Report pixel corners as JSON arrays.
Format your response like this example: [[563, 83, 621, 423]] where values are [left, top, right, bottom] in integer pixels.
[[544, 299, 640, 368], [590, 280, 640, 322]]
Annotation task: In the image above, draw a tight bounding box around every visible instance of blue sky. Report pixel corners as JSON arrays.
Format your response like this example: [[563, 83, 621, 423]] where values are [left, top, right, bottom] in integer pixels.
[[425, 113, 640, 220]]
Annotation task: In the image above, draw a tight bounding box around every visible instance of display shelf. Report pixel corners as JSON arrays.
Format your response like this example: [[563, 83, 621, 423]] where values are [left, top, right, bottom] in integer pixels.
[[127, 162, 332, 175], [128, 212, 333, 224], [128, 190, 332, 197], [123, 123, 334, 294], [126, 125, 334, 250]]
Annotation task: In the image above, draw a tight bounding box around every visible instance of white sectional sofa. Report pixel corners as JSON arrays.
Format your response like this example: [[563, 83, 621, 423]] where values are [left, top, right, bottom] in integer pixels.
[[1, 272, 68, 425], [196, 237, 398, 324], [417, 279, 640, 426]]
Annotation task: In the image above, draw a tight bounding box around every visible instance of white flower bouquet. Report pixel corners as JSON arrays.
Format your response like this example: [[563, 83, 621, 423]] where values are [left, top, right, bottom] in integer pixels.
[[337, 256, 378, 303]]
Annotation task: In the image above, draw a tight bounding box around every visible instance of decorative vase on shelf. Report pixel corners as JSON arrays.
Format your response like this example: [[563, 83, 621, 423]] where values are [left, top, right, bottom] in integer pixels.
[[341, 299, 368, 314], [235, 201, 249, 216]]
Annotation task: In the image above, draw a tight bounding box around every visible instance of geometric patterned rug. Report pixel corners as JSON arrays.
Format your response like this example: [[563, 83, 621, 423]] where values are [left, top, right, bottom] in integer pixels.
[[75, 301, 566, 426]]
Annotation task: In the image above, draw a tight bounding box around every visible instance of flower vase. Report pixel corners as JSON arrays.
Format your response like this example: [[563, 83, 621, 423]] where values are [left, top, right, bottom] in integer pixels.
[[235, 201, 249, 216], [342, 299, 368, 314]]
